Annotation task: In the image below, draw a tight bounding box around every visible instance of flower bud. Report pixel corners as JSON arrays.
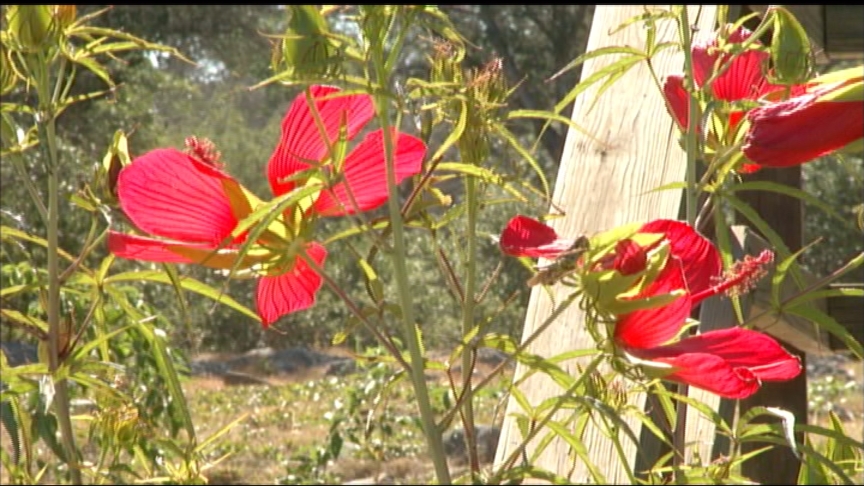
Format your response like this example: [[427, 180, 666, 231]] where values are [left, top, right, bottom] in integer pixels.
[[279, 5, 339, 78], [5, 5, 57, 52], [767, 6, 813, 86], [50, 5, 77, 30]]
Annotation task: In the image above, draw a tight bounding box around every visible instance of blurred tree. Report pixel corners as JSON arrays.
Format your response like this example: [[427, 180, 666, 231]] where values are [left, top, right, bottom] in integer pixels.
[[4, 5, 856, 357]]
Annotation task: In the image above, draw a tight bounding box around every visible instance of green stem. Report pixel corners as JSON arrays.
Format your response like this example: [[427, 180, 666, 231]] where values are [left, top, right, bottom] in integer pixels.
[[37, 50, 82, 485], [369, 28, 451, 479], [680, 7, 698, 227], [460, 172, 479, 471], [377, 102, 451, 484], [675, 6, 699, 483]]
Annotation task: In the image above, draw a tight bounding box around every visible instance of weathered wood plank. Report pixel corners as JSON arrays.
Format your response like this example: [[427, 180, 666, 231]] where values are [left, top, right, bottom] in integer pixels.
[[824, 5, 864, 60], [493, 6, 718, 483], [739, 163, 807, 483]]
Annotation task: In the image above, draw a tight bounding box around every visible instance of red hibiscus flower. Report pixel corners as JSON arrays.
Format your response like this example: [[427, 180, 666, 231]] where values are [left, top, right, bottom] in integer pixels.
[[498, 215, 802, 398], [613, 220, 801, 399], [109, 85, 426, 327], [742, 69, 864, 168], [662, 26, 803, 133]]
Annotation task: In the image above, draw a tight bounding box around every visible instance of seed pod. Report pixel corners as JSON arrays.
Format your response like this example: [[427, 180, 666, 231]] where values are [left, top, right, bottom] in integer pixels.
[[768, 6, 813, 86]]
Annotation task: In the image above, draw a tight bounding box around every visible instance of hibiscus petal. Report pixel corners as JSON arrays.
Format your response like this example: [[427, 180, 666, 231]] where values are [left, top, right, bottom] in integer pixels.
[[108, 231, 256, 269], [645, 327, 802, 381], [268, 85, 375, 197], [312, 128, 426, 216], [614, 257, 691, 349], [640, 219, 721, 297], [662, 74, 690, 129], [612, 239, 648, 276], [108, 231, 207, 264], [117, 148, 239, 244], [499, 215, 577, 259], [691, 25, 763, 94], [742, 92, 864, 168], [256, 242, 327, 327], [633, 349, 761, 399], [710, 45, 771, 102]]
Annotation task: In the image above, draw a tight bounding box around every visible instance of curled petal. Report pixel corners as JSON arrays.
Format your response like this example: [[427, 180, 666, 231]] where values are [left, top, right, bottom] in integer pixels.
[[499, 215, 577, 259], [268, 85, 375, 197], [108, 232, 259, 270], [312, 128, 426, 216], [640, 219, 721, 297], [644, 327, 802, 382], [118, 149, 240, 244], [662, 74, 690, 129], [630, 327, 802, 398], [256, 242, 327, 327], [614, 257, 691, 349], [634, 349, 761, 399], [742, 91, 864, 168], [108, 231, 209, 264]]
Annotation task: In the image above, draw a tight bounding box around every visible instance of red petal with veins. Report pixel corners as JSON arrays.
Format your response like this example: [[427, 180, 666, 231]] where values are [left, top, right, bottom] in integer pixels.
[[644, 327, 802, 381], [256, 242, 327, 327], [614, 257, 691, 349], [691, 26, 766, 98], [499, 215, 577, 259], [117, 148, 238, 244], [709, 46, 771, 102], [636, 349, 761, 399], [630, 327, 802, 398], [268, 85, 375, 197], [312, 128, 426, 216], [640, 219, 721, 297], [612, 239, 648, 276]]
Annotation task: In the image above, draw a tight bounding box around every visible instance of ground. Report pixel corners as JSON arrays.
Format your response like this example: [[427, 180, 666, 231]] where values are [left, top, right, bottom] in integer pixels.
[[1, 347, 862, 485]]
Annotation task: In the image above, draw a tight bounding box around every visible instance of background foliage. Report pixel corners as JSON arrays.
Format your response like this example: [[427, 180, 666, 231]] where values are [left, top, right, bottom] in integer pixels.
[[1, 4, 859, 354]]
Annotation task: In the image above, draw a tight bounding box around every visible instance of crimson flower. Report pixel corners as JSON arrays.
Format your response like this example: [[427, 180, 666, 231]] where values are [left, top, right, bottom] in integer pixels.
[[109, 85, 426, 327], [663, 25, 803, 134], [498, 215, 802, 398], [613, 220, 801, 399]]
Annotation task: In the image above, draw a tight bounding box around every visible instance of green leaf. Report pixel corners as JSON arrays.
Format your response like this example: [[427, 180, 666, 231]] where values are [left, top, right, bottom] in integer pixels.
[[554, 55, 643, 115], [494, 123, 551, 198], [545, 419, 607, 484], [784, 286, 864, 311], [0, 309, 48, 335], [786, 304, 863, 359], [770, 241, 813, 308], [728, 181, 852, 231], [107, 289, 196, 442], [104, 270, 260, 323], [1, 226, 77, 263]]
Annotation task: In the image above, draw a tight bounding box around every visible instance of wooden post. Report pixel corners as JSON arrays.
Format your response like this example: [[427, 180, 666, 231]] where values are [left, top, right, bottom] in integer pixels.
[[493, 5, 718, 483], [738, 167, 807, 484]]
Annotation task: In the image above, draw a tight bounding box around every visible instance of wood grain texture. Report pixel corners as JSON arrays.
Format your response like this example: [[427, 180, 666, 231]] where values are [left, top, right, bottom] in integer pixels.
[[493, 5, 718, 483]]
